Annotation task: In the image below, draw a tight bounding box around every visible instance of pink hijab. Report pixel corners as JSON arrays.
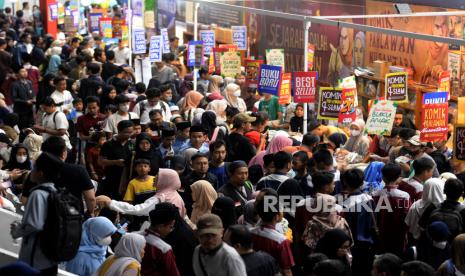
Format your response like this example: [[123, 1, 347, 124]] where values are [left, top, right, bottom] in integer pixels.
[[156, 168, 186, 217], [248, 134, 293, 169]]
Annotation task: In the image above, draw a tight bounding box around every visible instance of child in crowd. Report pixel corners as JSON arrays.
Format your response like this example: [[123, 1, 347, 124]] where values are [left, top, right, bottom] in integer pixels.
[[86, 132, 106, 181], [290, 103, 304, 133], [123, 158, 156, 205], [67, 98, 84, 124]]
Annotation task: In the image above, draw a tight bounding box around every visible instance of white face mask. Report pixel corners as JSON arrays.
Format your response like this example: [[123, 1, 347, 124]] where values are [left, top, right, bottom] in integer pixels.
[[233, 90, 241, 97], [16, 155, 27, 164], [119, 104, 129, 112], [165, 96, 172, 102], [96, 236, 112, 246], [433, 240, 447, 249], [350, 130, 361, 137]]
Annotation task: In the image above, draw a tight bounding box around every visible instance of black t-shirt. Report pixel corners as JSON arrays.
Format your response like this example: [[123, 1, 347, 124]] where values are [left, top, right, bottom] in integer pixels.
[[290, 116, 303, 133], [100, 138, 132, 197], [241, 251, 280, 276], [227, 132, 256, 164]]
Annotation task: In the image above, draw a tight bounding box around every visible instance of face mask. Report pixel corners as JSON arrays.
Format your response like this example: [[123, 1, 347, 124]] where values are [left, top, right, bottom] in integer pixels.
[[233, 90, 241, 97], [350, 130, 361, 137], [433, 240, 447, 249], [287, 169, 296, 178], [96, 236, 112, 246], [346, 253, 353, 265], [16, 155, 27, 164], [119, 104, 129, 112], [165, 96, 172, 102]]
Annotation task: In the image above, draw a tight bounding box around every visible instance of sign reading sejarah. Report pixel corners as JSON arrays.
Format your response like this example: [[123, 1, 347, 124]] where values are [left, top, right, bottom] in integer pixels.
[[454, 125, 465, 162], [420, 92, 449, 142], [318, 87, 343, 120], [257, 64, 282, 95], [385, 72, 408, 102], [293, 71, 318, 103], [199, 30, 215, 56], [231, 26, 247, 50]]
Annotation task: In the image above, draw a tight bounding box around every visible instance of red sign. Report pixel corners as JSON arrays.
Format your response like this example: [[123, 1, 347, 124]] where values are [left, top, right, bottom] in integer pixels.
[[213, 47, 227, 74], [338, 87, 357, 124], [420, 92, 449, 142], [245, 59, 264, 89], [279, 73, 291, 104], [218, 44, 238, 52], [307, 44, 315, 71], [293, 71, 318, 103]]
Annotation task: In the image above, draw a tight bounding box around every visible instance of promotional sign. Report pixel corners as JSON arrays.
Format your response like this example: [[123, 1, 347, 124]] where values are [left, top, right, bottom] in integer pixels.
[[49, 4, 58, 20], [132, 28, 147, 54], [420, 92, 449, 142], [245, 59, 264, 89], [293, 71, 318, 103], [453, 125, 465, 162], [161, 28, 170, 53], [257, 64, 282, 95], [149, 36, 162, 62], [188, 41, 204, 67], [208, 53, 215, 74], [365, 100, 397, 135], [307, 44, 315, 70], [338, 87, 357, 124], [112, 18, 125, 39], [385, 72, 408, 102], [100, 18, 113, 38], [317, 87, 343, 120], [213, 47, 227, 74], [199, 30, 215, 56], [232, 26, 247, 51], [88, 13, 103, 33], [220, 51, 241, 78], [438, 71, 450, 94], [219, 44, 238, 52], [279, 73, 292, 105], [64, 15, 77, 33], [266, 49, 285, 71]]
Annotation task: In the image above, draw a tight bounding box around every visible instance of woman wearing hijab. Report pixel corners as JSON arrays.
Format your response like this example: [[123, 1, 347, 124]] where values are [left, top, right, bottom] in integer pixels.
[[36, 73, 55, 109], [45, 46, 62, 75], [224, 83, 247, 113], [201, 111, 226, 143], [181, 90, 204, 123], [212, 196, 237, 230], [405, 178, 445, 240], [302, 194, 352, 253], [278, 178, 304, 229], [249, 133, 293, 169], [315, 229, 353, 275], [437, 234, 465, 276], [190, 180, 218, 224], [4, 144, 32, 194], [206, 99, 228, 124], [100, 85, 117, 113], [208, 75, 224, 93], [66, 217, 117, 276], [94, 233, 146, 276], [132, 133, 162, 177], [341, 119, 371, 163]]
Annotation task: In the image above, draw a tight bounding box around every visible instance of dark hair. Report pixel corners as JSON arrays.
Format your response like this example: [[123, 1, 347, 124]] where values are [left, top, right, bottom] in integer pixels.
[[373, 253, 403, 276], [341, 169, 364, 190], [302, 253, 328, 274], [399, 128, 416, 140], [444, 179, 464, 201], [149, 202, 177, 226], [3, 113, 18, 127], [256, 190, 280, 223], [228, 161, 248, 175], [105, 104, 117, 114], [72, 98, 83, 105], [117, 120, 134, 132], [53, 76, 66, 85], [302, 133, 320, 148], [162, 53, 175, 62], [209, 140, 226, 153], [191, 152, 209, 162], [75, 54, 87, 65], [134, 158, 151, 166], [149, 109, 163, 117], [273, 151, 291, 171], [412, 157, 435, 176], [386, 127, 400, 138], [42, 96, 56, 106], [227, 224, 253, 249], [93, 48, 104, 60], [71, 37, 80, 44], [381, 163, 402, 184], [58, 64, 71, 75], [146, 88, 161, 99], [248, 165, 263, 185], [263, 153, 274, 168], [226, 106, 240, 118], [35, 152, 63, 181], [115, 94, 129, 104], [0, 38, 5, 47], [160, 84, 171, 93], [199, 67, 208, 76], [116, 79, 130, 91], [313, 260, 346, 276], [293, 151, 309, 165], [106, 50, 115, 60], [41, 136, 66, 157], [313, 149, 333, 167], [251, 112, 269, 127], [135, 82, 146, 94], [312, 171, 335, 192], [396, 107, 405, 115], [400, 261, 435, 276], [85, 96, 100, 106], [86, 62, 100, 75]]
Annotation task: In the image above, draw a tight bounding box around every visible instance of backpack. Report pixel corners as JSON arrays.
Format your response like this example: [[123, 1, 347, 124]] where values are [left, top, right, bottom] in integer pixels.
[[139, 100, 167, 119], [428, 203, 465, 236], [32, 186, 83, 262]]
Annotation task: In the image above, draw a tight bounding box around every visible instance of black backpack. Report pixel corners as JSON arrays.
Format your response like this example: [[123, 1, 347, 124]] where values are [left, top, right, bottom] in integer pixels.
[[33, 186, 83, 262], [428, 203, 465, 237]]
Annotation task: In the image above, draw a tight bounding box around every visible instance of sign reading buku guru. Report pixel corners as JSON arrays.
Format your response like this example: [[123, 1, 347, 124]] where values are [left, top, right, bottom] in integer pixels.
[[293, 71, 318, 103], [257, 64, 282, 95]]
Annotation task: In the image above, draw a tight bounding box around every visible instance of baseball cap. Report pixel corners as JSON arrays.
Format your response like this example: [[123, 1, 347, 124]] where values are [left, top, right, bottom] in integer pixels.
[[233, 113, 256, 126], [196, 214, 223, 236], [407, 135, 427, 146]]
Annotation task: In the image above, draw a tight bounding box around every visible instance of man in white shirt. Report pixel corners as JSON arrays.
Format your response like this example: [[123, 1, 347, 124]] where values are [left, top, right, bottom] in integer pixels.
[[51, 76, 74, 114], [104, 94, 139, 138], [33, 97, 72, 149], [133, 88, 171, 125], [113, 39, 131, 65]]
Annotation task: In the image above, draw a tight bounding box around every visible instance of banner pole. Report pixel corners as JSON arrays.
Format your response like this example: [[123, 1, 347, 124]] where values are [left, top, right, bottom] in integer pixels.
[[193, 2, 200, 91], [303, 20, 311, 134]]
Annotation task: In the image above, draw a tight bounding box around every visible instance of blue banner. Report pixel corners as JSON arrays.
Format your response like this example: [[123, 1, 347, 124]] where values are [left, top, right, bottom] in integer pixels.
[[258, 64, 282, 95], [232, 26, 247, 50], [161, 28, 170, 53], [188, 41, 204, 67], [422, 92, 448, 105], [133, 28, 147, 54], [200, 30, 215, 56], [149, 36, 162, 62]]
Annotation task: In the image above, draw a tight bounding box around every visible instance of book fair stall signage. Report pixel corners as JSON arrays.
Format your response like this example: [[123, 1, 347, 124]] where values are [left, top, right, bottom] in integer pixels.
[[317, 87, 343, 120], [279, 73, 292, 105], [385, 72, 408, 102], [257, 64, 282, 96], [365, 100, 397, 135], [420, 92, 449, 142], [245, 60, 264, 89], [149, 36, 162, 62], [199, 30, 215, 56], [220, 51, 242, 78], [453, 125, 465, 163], [338, 87, 357, 124], [293, 71, 318, 103], [232, 26, 247, 51]]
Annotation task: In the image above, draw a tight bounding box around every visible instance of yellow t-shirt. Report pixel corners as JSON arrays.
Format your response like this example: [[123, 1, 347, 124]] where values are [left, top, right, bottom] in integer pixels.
[[124, 175, 157, 204], [98, 255, 141, 276]]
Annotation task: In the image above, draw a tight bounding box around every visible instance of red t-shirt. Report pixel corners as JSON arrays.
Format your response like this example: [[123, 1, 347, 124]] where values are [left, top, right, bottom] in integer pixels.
[[245, 130, 264, 151], [142, 230, 180, 276], [76, 113, 106, 136]]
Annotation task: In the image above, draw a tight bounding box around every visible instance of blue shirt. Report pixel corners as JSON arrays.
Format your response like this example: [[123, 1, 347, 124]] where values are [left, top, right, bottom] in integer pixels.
[[181, 141, 209, 154], [173, 137, 190, 153], [208, 163, 229, 189]]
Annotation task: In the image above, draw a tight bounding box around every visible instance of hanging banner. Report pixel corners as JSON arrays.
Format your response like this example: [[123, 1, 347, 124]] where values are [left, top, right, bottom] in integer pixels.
[[219, 44, 238, 52], [213, 47, 227, 74], [100, 18, 113, 39], [199, 30, 215, 56], [279, 73, 292, 105], [385, 72, 408, 102], [420, 92, 449, 142], [307, 44, 315, 71], [49, 4, 58, 20], [453, 125, 465, 162], [188, 41, 204, 67], [220, 51, 241, 78], [89, 13, 103, 33], [318, 87, 343, 120], [266, 49, 285, 71], [232, 26, 247, 51], [257, 64, 282, 95], [161, 28, 170, 53], [132, 28, 147, 54], [112, 18, 125, 39], [245, 59, 264, 89], [149, 36, 162, 62], [338, 87, 357, 124], [293, 71, 318, 103], [365, 100, 397, 135]]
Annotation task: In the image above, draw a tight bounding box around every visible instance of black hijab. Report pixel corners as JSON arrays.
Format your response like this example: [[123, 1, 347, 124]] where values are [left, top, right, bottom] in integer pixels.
[[100, 85, 117, 112], [4, 143, 31, 170], [201, 111, 217, 140], [315, 229, 352, 259], [212, 197, 237, 230], [133, 133, 161, 175]]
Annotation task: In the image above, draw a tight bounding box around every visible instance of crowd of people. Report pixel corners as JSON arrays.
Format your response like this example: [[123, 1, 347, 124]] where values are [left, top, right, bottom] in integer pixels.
[[0, 3, 464, 276]]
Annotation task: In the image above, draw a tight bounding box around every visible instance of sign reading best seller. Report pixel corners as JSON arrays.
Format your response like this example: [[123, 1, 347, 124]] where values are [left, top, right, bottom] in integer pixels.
[[293, 71, 318, 103]]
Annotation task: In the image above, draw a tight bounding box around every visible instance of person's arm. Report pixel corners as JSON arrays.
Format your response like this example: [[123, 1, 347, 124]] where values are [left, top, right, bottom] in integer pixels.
[[11, 83, 26, 103], [97, 195, 161, 216], [83, 188, 96, 217], [11, 191, 47, 239], [43, 127, 66, 136], [87, 153, 98, 180], [98, 155, 125, 167]]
